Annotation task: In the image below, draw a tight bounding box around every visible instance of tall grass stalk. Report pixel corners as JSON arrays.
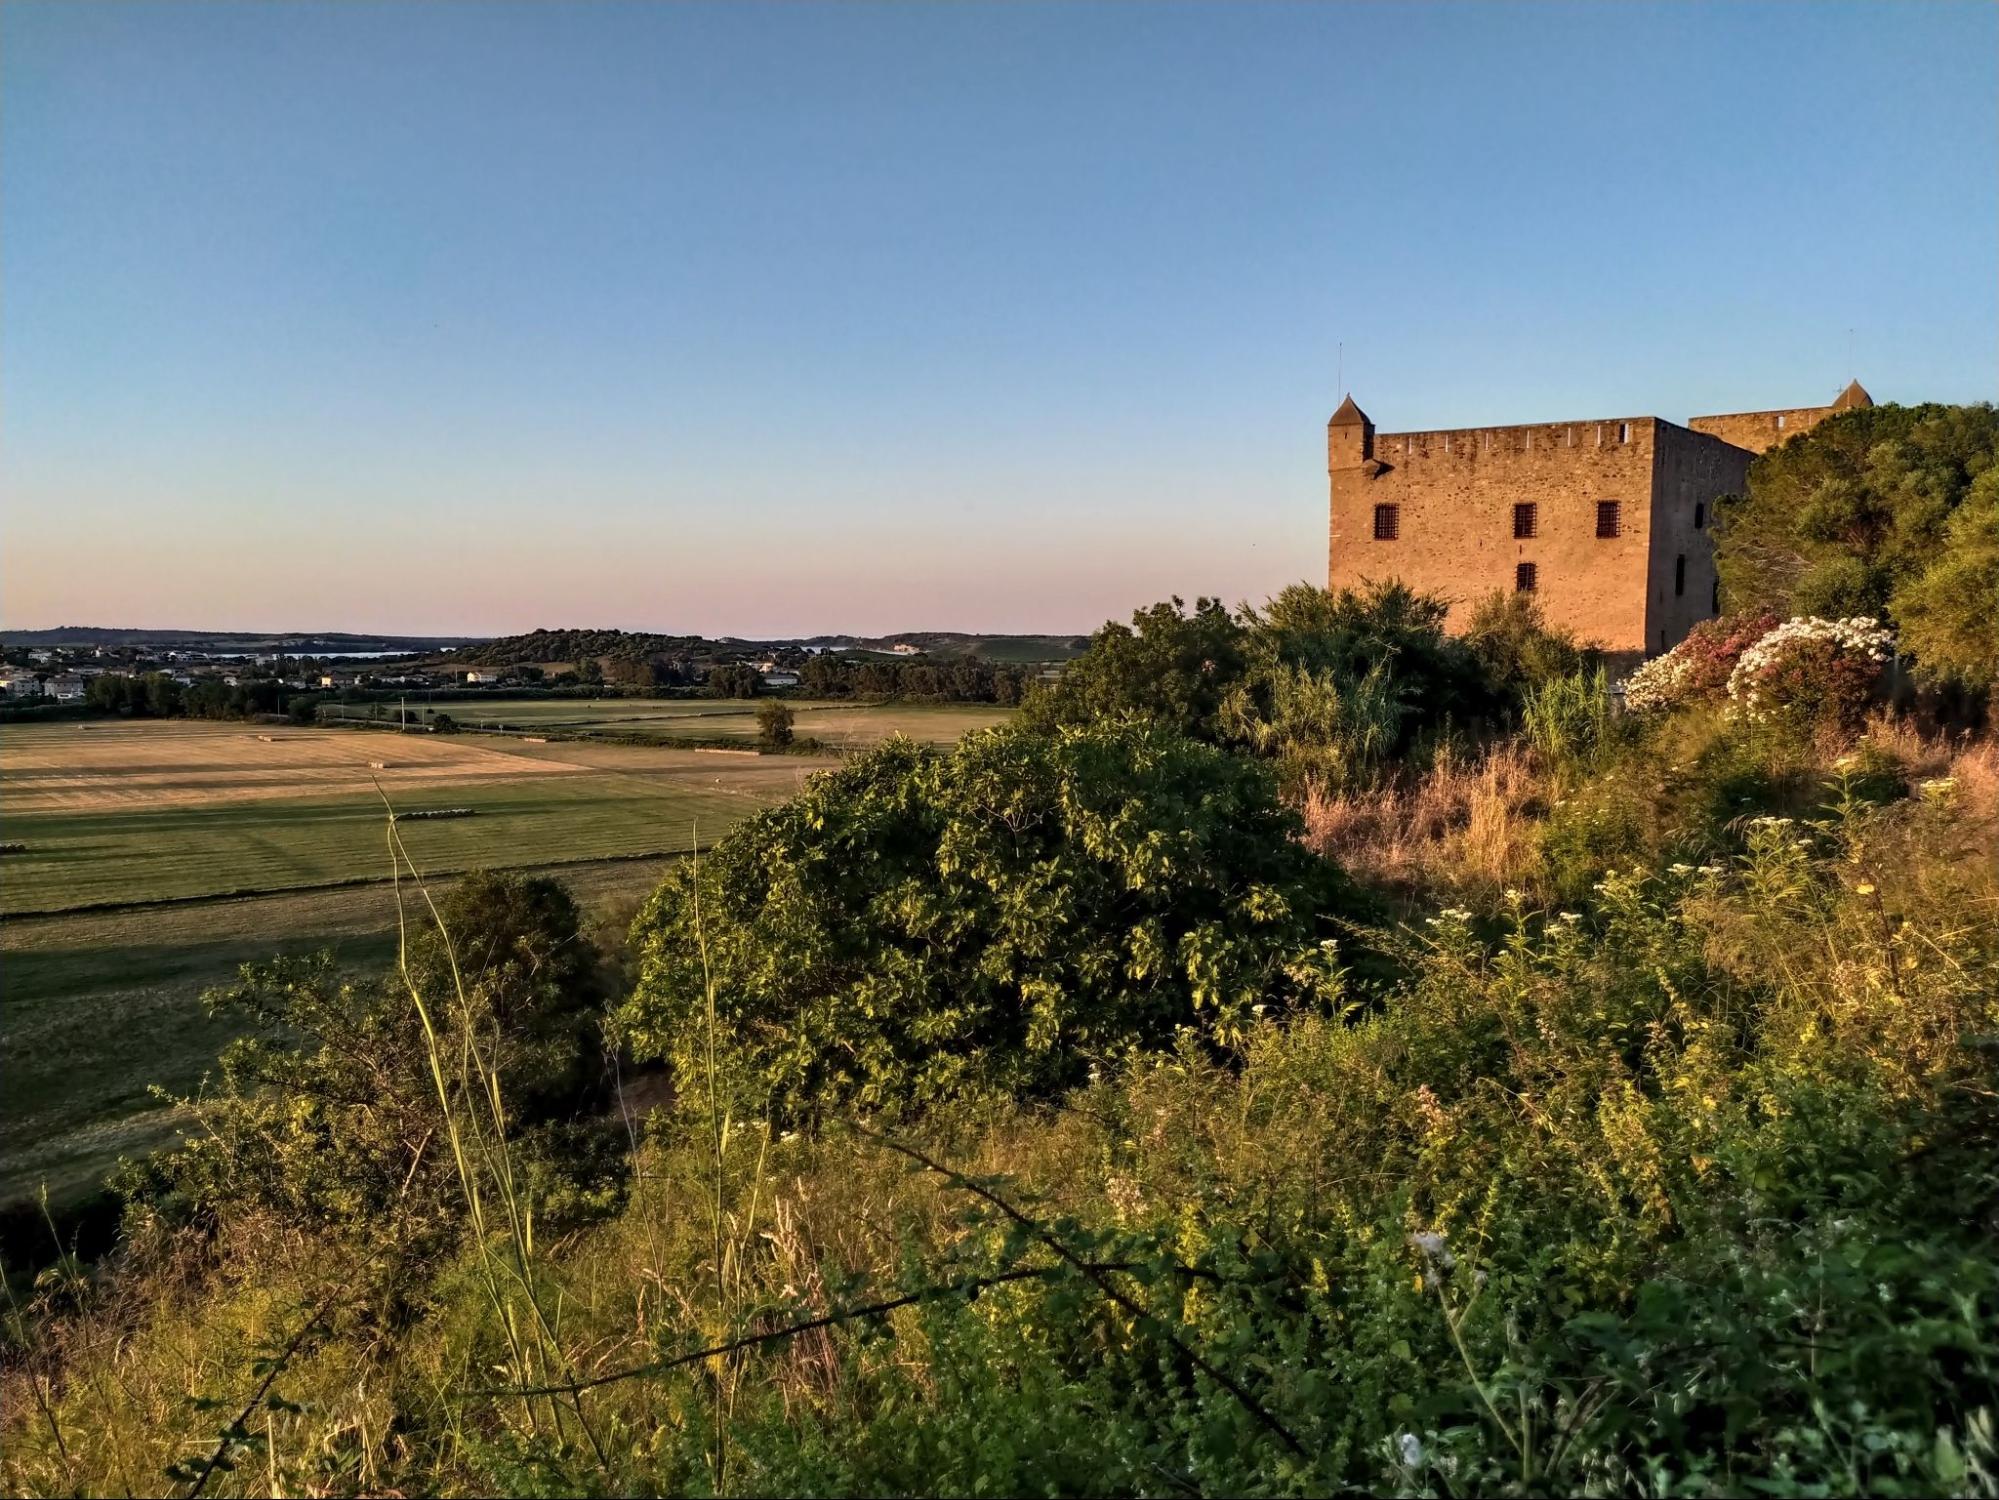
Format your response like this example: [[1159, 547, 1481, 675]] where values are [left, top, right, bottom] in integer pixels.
[[377, 790, 610, 1474], [687, 818, 777, 1494]]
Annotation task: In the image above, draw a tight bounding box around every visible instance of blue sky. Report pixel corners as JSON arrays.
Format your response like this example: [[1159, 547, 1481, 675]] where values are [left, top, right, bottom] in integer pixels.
[[4, 1, 1994, 635]]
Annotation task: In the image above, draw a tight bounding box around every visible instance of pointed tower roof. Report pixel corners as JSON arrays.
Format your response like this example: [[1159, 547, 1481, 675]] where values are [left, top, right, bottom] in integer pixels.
[[1832, 379, 1873, 410], [1329, 394, 1372, 428]]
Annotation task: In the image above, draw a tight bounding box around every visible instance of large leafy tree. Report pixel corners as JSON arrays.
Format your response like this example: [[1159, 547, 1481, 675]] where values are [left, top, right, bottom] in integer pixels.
[[1890, 468, 1999, 687], [617, 722, 1348, 1119], [1713, 402, 1999, 684]]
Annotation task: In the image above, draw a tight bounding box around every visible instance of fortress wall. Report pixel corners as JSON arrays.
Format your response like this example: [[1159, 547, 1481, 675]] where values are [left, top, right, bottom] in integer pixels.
[[1368, 417, 1659, 463], [1329, 418, 1659, 653], [1645, 424, 1753, 653], [1685, 405, 1835, 455]]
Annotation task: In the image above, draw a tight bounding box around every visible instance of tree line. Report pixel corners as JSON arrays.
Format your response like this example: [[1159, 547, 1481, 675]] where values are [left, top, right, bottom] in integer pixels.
[[82, 673, 326, 722]]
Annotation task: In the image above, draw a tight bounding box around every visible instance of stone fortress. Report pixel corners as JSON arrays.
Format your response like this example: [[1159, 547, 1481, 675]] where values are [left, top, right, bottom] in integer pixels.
[[1327, 379, 1874, 659]]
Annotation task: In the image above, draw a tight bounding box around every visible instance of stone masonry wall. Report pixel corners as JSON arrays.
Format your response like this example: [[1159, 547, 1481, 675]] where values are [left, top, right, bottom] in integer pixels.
[[1645, 422, 1752, 653], [1685, 404, 1835, 455], [1329, 417, 1659, 653]]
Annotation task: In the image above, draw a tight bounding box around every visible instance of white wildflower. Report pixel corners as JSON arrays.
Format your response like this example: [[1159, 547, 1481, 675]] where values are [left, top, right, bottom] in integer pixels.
[[1399, 1433, 1425, 1467], [1621, 640, 1702, 712], [1409, 1230, 1454, 1270]]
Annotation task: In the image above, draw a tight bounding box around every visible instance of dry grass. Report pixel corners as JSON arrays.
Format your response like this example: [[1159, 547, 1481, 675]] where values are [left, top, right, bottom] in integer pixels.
[[1857, 711, 1958, 781], [1856, 713, 1999, 819], [1948, 737, 1999, 821], [0, 720, 573, 814], [1298, 745, 1545, 899]]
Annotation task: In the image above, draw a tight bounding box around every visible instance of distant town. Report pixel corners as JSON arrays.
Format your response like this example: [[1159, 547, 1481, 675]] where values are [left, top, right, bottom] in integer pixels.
[[0, 626, 1087, 711]]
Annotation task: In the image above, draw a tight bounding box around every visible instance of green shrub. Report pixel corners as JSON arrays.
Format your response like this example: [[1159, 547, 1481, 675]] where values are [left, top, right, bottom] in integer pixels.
[[1538, 777, 1650, 902], [617, 721, 1349, 1118], [1461, 589, 1590, 692], [713, 800, 1999, 1497], [755, 698, 795, 748], [1029, 581, 1503, 791], [124, 871, 619, 1259]]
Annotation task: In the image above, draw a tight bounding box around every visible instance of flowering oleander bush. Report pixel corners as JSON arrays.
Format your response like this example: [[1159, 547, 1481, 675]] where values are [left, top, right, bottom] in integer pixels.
[[1622, 611, 1779, 712], [1727, 615, 1894, 736]]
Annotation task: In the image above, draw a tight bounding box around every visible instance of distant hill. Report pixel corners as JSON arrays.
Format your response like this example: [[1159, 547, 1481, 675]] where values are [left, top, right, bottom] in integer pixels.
[[450, 628, 710, 666], [0, 627, 482, 652]]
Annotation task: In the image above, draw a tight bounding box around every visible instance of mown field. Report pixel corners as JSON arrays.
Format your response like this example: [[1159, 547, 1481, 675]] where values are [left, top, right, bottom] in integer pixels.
[[0, 719, 840, 914], [0, 709, 1008, 1209], [323, 697, 1016, 748]]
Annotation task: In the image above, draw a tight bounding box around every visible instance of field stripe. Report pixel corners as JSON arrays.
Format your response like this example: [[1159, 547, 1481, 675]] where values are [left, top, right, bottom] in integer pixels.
[[0, 842, 702, 921]]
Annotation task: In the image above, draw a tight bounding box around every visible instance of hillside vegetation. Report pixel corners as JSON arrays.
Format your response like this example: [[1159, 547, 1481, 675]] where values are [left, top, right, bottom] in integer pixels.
[[4, 410, 1996, 1498], [1714, 401, 1998, 686], [451, 627, 712, 667]]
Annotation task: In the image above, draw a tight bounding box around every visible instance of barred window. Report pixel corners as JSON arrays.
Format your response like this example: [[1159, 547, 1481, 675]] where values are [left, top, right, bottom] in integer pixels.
[[1596, 500, 1621, 538], [1513, 502, 1537, 539], [1515, 562, 1537, 592], [1372, 503, 1400, 541]]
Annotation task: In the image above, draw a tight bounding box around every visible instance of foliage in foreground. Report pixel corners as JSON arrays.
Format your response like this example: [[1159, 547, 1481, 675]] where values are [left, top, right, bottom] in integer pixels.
[[6, 586, 1997, 1497], [5, 696, 1997, 1497]]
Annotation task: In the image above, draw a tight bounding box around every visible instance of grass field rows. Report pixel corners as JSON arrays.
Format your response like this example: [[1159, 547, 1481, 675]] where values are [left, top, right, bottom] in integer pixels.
[[0, 705, 1011, 1208]]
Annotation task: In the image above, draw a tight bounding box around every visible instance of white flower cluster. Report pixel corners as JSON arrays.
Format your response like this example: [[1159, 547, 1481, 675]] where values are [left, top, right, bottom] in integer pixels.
[[1726, 616, 1893, 711], [1620, 643, 1698, 713]]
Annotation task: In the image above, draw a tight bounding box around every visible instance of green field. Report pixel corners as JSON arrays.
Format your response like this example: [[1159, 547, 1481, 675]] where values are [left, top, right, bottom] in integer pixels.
[[1, 776, 788, 913], [0, 858, 675, 1211], [0, 707, 1010, 1211]]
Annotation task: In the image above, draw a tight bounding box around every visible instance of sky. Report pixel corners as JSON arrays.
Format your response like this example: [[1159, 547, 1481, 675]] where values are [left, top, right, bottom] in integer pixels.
[[3, 1, 1995, 637]]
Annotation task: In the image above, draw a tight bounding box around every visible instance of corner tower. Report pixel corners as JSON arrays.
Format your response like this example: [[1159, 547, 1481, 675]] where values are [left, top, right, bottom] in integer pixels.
[[1327, 395, 1376, 587], [1327, 394, 1374, 470]]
